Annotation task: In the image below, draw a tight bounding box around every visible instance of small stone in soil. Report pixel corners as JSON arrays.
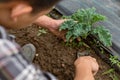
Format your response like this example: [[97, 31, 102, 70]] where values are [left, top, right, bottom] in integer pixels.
[[62, 64, 65, 67], [36, 54, 39, 57]]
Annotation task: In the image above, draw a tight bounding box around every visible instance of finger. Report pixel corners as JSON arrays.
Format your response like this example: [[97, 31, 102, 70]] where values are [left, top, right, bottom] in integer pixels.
[[92, 58, 97, 62], [93, 71, 98, 76]]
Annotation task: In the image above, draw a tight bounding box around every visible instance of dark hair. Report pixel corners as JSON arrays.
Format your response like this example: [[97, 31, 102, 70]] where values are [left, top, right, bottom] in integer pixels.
[[0, 0, 61, 13]]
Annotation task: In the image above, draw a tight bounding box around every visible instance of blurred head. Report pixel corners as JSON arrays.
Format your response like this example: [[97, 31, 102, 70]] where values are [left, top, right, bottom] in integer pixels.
[[0, 0, 61, 29]]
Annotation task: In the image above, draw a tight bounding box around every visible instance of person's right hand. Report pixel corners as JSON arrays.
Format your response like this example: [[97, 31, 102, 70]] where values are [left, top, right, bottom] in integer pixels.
[[74, 56, 99, 75]]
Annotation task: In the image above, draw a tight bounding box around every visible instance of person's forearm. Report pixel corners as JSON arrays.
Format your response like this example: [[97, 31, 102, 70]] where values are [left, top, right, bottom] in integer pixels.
[[34, 15, 57, 29], [34, 15, 64, 31], [74, 66, 94, 80]]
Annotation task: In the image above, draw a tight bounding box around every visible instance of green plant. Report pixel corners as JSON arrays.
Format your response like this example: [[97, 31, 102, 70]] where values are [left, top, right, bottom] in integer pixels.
[[110, 74, 119, 80], [102, 68, 114, 75], [37, 28, 47, 36], [59, 8, 112, 47], [109, 55, 120, 68], [102, 69, 119, 80]]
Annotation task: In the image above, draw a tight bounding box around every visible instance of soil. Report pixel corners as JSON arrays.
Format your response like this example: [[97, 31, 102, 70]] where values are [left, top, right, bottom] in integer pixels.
[[8, 24, 118, 80]]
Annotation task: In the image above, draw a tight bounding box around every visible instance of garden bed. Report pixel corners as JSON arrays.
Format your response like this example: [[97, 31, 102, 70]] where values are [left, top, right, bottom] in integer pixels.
[[8, 26, 118, 80], [7, 9, 120, 79]]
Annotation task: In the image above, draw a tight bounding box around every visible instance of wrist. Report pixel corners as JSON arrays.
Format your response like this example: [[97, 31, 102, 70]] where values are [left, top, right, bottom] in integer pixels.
[[74, 63, 94, 80], [75, 63, 92, 74], [75, 62, 92, 71], [34, 15, 57, 29]]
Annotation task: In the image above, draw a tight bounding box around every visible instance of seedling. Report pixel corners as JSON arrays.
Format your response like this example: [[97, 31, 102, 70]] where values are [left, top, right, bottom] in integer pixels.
[[59, 8, 112, 47], [109, 55, 120, 68], [102, 69, 119, 80], [37, 28, 47, 36], [102, 68, 114, 75], [110, 74, 119, 80]]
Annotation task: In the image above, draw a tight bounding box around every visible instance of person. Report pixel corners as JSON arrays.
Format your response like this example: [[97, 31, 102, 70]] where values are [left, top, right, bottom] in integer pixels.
[[0, 0, 99, 80]]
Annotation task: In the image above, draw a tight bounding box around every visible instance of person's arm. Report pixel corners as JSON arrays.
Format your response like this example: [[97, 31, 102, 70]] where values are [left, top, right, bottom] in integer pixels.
[[34, 15, 64, 30], [74, 56, 99, 80]]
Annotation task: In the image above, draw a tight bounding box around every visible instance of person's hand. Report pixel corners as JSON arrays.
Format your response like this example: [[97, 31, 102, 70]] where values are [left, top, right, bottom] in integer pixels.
[[74, 56, 99, 76], [35, 15, 66, 41], [48, 19, 67, 42]]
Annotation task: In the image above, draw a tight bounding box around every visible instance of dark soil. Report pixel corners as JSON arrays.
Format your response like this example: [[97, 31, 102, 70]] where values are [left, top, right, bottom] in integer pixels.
[[7, 24, 119, 80]]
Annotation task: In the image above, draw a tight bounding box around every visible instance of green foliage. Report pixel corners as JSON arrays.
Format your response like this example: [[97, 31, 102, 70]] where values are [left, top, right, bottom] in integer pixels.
[[59, 20, 76, 31], [102, 69, 119, 80], [37, 28, 47, 36], [102, 68, 114, 75], [60, 20, 91, 41], [70, 8, 106, 25], [59, 7, 112, 47], [109, 55, 120, 68], [93, 26, 112, 46], [110, 74, 119, 80]]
